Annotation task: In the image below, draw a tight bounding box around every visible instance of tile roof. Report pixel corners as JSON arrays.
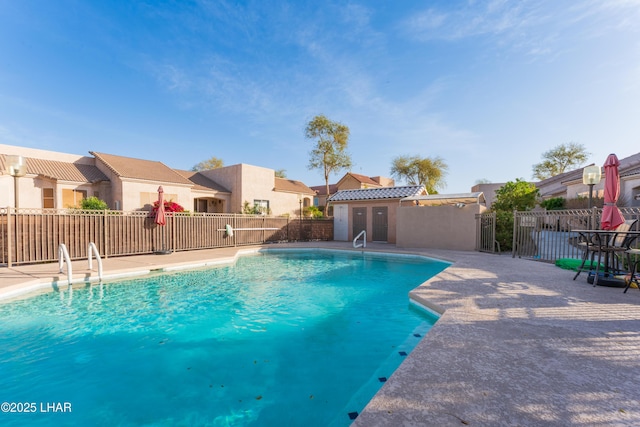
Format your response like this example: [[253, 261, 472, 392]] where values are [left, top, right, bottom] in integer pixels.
[[327, 185, 426, 201], [174, 170, 231, 193], [274, 177, 315, 194], [621, 165, 640, 178], [0, 154, 108, 182], [91, 152, 192, 185]]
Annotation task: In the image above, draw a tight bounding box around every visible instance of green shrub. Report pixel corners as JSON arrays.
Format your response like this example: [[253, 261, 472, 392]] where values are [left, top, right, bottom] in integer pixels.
[[540, 197, 565, 210], [81, 196, 108, 210], [304, 206, 324, 218], [491, 179, 539, 252], [495, 210, 515, 252]]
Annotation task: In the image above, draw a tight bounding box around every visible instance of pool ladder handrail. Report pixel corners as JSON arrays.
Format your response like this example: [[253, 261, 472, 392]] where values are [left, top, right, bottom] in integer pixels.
[[353, 230, 366, 249], [88, 242, 103, 282], [58, 243, 72, 284]]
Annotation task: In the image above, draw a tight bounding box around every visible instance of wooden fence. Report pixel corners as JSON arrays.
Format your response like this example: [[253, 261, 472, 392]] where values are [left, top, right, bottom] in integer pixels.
[[0, 208, 333, 267]]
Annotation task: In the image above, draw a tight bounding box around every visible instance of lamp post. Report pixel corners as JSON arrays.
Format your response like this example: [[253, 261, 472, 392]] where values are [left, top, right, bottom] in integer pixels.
[[7, 155, 26, 209], [299, 198, 303, 241], [582, 165, 602, 209]]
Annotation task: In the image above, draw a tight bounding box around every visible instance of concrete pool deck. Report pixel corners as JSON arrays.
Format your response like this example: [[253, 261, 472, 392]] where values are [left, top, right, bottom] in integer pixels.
[[1, 242, 639, 426]]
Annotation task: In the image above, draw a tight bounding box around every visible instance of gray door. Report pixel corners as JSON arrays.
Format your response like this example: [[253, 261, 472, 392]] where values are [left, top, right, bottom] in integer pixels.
[[352, 207, 367, 240], [333, 204, 349, 241], [372, 206, 388, 242]]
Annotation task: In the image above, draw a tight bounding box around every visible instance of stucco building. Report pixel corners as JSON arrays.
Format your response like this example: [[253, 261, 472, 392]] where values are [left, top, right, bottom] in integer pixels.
[[0, 144, 314, 216]]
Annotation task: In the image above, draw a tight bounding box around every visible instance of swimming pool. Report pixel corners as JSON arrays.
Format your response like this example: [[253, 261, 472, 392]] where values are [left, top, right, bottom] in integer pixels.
[[0, 249, 449, 426]]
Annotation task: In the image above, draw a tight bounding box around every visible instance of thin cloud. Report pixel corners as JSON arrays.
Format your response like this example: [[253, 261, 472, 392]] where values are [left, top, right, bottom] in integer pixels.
[[156, 64, 191, 92]]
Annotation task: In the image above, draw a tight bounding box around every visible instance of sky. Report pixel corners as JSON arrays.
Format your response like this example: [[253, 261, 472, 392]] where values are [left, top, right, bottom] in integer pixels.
[[1, 1, 639, 193]]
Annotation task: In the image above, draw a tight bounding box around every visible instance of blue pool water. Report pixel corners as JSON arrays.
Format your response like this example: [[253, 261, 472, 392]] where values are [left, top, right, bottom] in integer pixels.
[[0, 250, 448, 426]]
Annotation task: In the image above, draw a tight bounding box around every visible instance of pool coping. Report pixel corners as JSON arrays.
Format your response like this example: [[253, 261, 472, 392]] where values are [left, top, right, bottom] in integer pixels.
[[1, 242, 639, 426]]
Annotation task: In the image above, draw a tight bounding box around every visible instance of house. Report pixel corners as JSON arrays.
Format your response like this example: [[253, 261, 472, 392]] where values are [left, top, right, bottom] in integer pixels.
[[199, 163, 315, 216], [472, 152, 640, 209], [0, 144, 110, 209], [310, 172, 395, 213], [536, 152, 640, 207], [1, 144, 315, 216], [470, 183, 507, 209], [174, 169, 231, 213], [90, 151, 230, 211], [327, 185, 426, 243]]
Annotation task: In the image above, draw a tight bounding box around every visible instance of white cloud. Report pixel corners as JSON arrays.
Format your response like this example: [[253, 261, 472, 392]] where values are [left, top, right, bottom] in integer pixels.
[[156, 64, 191, 92]]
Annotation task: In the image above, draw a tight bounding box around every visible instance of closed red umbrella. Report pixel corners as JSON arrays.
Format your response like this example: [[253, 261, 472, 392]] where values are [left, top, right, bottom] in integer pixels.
[[154, 186, 171, 254], [155, 186, 166, 226], [600, 154, 625, 230]]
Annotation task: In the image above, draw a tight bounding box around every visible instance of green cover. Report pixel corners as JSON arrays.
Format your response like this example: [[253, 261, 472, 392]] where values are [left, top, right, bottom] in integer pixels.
[[555, 258, 602, 271]]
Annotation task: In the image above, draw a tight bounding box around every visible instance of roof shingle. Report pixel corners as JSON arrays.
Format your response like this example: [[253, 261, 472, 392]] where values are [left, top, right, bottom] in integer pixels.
[[0, 154, 108, 183], [91, 152, 192, 185], [274, 177, 315, 194], [174, 170, 231, 193]]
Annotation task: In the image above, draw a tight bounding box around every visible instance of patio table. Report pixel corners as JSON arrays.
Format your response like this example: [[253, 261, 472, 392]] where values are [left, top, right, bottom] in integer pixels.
[[572, 229, 640, 287]]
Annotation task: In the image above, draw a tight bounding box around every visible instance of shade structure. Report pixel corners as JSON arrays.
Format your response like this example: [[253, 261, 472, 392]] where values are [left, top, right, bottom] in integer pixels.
[[155, 186, 166, 226], [600, 154, 625, 230]]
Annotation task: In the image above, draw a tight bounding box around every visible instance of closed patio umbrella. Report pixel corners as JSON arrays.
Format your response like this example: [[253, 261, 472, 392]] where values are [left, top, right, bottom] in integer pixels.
[[600, 154, 625, 230], [154, 186, 170, 254], [155, 186, 166, 226]]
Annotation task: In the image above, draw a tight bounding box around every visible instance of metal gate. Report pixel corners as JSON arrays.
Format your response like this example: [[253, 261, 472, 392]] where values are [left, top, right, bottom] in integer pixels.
[[372, 207, 388, 242], [475, 212, 498, 253]]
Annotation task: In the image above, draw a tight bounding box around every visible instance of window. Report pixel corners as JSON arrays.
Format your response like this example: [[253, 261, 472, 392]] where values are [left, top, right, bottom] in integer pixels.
[[253, 199, 270, 214], [43, 188, 54, 208], [62, 189, 87, 208]]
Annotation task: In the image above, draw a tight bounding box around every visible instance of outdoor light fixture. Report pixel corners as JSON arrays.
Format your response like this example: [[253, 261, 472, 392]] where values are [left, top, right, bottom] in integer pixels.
[[582, 165, 601, 209], [7, 155, 26, 209]]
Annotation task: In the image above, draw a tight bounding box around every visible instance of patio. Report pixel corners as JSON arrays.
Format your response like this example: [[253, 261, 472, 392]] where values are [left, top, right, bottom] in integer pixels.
[[1, 242, 639, 426]]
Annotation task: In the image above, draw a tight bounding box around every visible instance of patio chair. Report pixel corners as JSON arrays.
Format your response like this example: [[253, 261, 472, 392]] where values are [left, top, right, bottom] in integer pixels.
[[573, 219, 638, 285], [597, 220, 639, 280], [624, 248, 640, 293]]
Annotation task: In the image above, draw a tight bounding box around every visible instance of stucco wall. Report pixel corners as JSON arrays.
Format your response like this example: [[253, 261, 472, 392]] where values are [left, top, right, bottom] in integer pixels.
[[619, 175, 639, 207], [339, 175, 363, 190], [93, 162, 122, 209], [1, 174, 105, 209], [202, 164, 312, 216], [120, 181, 192, 211], [396, 204, 486, 251], [201, 164, 247, 213], [332, 199, 400, 243]]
